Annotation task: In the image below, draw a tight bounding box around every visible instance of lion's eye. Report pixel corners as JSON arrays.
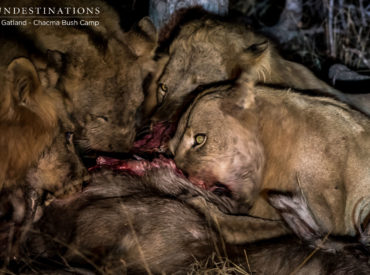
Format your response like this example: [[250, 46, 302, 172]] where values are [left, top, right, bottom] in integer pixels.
[[193, 134, 207, 147], [97, 116, 109, 122], [159, 83, 168, 93], [157, 83, 168, 103]]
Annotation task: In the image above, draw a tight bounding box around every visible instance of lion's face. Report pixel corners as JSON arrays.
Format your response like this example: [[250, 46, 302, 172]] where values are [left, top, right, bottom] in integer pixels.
[[144, 19, 269, 124], [169, 83, 265, 203], [65, 51, 144, 153], [151, 42, 228, 122], [54, 18, 157, 153]]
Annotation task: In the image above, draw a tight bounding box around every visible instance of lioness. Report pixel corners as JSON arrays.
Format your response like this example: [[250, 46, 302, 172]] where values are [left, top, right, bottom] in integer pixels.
[[1, 0, 158, 153], [169, 76, 370, 243], [143, 12, 368, 122]]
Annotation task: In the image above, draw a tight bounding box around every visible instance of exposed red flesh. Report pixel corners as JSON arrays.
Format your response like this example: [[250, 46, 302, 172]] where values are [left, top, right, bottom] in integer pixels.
[[188, 176, 207, 189], [89, 155, 185, 178], [88, 120, 221, 192], [133, 122, 176, 153], [88, 154, 212, 190], [88, 154, 235, 197]]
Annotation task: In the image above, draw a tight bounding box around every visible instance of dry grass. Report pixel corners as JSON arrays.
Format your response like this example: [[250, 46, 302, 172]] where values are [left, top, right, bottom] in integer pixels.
[[189, 252, 251, 275], [311, 0, 369, 70], [329, 1, 370, 69]]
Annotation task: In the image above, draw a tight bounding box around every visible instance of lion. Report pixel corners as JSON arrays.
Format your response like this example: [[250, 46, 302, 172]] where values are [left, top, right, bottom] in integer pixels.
[[0, 0, 158, 153], [169, 76, 370, 245], [143, 11, 368, 123], [0, 57, 88, 227]]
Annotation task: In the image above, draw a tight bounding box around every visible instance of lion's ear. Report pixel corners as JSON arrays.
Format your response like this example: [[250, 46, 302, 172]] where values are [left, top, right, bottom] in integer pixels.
[[47, 50, 65, 72], [137, 17, 157, 44], [6, 57, 41, 103], [128, 17, 158, 57], [222, 72, 255, 113], [228, 40, 269, 80], [232, 73, 255, 110]]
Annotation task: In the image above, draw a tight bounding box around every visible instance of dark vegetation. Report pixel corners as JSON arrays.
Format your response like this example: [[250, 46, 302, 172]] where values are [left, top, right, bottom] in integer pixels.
[[110, 0, 370, 86]]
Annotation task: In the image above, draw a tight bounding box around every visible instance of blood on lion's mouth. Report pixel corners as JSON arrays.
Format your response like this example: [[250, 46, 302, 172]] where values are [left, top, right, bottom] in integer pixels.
[[133, 122, 176, 153]]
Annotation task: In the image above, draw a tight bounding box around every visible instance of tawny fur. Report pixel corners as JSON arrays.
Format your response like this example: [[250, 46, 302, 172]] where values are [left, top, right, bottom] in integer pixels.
[[0, 58, 57, 189], [143, 11, 366, 122], [0, 56, 88, 228], [170, 80, 370, 242], [0, 0, 158, 153]]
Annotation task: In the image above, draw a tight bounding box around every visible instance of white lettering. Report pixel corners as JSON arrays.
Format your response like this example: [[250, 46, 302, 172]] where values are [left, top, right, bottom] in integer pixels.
[[80, 20, 99, 26]]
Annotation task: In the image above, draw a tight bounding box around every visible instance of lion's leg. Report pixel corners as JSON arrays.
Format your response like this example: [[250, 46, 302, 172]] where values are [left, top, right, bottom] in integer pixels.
[[358, 213, 370, 250], [268, 191, 348, 253], [20, 185, 41, 240], [187, 196, 289, 244]]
